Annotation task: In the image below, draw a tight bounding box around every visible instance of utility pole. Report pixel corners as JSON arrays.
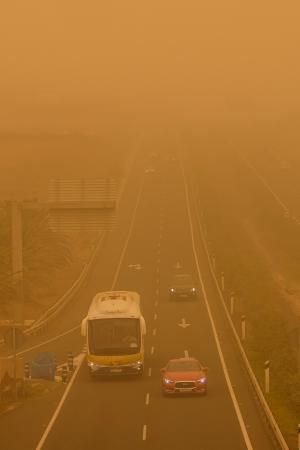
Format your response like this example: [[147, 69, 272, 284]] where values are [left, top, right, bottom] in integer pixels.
[[298, 326, 300, 375], [10, 201, 24, 323]]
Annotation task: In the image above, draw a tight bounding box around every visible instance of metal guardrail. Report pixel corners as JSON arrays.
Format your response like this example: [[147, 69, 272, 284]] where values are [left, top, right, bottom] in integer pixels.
[[193, 197, 289, 450], [24, 230, 107, 336]]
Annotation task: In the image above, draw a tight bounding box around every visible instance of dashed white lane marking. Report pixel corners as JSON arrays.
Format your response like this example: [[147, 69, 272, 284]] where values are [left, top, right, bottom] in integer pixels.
[[155, 288, 159, 296], [152, 328, 156, 337], [154, 300, 158, 307], [142, 425, 147, 441], [184, 350, 189, 358], [148, 367, 152, 377], [154, 313, 157, 321], [157, 258, 160, 265], [156, 266, 160, 274], [145, 393, 150, 405], [151, 346, 155, 355]]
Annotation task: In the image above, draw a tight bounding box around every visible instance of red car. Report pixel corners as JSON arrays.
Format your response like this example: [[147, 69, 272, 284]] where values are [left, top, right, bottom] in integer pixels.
[[161, 357, 208, 395]]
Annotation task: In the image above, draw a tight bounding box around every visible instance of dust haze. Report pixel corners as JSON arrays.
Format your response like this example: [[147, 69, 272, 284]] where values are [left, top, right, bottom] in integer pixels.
[[0, 0, 300, 148]]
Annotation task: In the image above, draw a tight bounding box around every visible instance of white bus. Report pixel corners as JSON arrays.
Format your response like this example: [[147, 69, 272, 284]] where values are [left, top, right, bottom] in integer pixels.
[[81, 291, 146, 377]]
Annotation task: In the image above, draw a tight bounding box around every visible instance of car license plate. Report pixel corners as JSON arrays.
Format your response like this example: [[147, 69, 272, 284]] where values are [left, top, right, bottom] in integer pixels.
[[178, 388, 192, 392], [110, 368, 122, 373]]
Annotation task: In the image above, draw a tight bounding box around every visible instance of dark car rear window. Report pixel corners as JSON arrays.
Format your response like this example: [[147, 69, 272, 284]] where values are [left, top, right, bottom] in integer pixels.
[[172, 274, 193, 286], [166, 359, 201, 372]]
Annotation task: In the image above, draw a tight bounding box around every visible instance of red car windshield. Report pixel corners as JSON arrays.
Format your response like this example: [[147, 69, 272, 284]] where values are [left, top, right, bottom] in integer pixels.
[[166, 360, 201, 372]]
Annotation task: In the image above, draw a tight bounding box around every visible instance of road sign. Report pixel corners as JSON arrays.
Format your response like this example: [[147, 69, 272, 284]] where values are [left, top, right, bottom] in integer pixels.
[[128, 264, 142, 270]]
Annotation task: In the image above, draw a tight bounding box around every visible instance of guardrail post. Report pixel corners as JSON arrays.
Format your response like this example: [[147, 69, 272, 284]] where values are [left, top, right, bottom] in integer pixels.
[[24, 362, 30, 379], [230, 292, 235, 315], [241, 315, 246, 341], [67, 352, 74, 372], [264, 360, 270, 394], [221, 272, 225, 291]]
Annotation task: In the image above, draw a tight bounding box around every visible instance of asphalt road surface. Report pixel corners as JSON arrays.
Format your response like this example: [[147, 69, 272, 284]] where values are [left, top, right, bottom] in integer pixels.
[[0, 150, 278, 450]]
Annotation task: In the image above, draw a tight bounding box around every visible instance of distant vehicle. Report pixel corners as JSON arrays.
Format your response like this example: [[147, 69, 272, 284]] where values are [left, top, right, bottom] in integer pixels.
[[81, 291, 146, 377], [161, 357, 208, 395], [144, 167, 155, 174], [169, 273, 197, 300]]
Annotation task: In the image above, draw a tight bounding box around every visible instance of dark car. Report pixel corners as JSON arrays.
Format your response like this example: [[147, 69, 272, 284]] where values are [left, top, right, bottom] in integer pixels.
[[169, 273, 197, 300], [161, 357, 208, 395]]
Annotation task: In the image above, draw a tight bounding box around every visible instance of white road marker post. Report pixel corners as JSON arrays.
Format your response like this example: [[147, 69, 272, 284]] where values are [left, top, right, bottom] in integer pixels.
[[230, 292, 235, 316], [241, 315, 246, 341], [264, 360, 270, 394], [221, 271, 225, 292], [142, 425, 147, 441], [212, 255, 216, 272]]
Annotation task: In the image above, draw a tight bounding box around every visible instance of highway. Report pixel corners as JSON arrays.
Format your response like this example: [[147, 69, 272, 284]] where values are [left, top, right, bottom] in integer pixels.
[[0, 150, 278, 450]]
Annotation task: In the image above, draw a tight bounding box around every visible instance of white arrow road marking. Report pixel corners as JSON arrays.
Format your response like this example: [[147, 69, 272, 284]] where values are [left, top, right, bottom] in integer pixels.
[[178, 318, 191, 328], [174, 261, 182, 269]]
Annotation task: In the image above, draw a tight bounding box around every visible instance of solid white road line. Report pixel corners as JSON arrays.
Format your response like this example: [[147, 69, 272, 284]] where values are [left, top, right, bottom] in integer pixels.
[[180, 159, 254, 450], [110, 177, 145, 290], [35, 353, 85, 450]]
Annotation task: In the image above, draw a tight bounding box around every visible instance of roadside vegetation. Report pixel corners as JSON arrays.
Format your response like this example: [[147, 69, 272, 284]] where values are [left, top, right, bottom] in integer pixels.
[[191, 146, 300, 449], [0, 206, 96, 320]]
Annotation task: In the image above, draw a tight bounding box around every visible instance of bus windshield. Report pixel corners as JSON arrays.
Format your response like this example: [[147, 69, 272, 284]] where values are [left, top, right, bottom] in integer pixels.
[[88, 318, 141, 355]]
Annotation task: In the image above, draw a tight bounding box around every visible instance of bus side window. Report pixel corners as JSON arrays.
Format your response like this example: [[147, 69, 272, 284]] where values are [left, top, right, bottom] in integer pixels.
[[81, 317, 87, 337], [140, 317, 146, 335]]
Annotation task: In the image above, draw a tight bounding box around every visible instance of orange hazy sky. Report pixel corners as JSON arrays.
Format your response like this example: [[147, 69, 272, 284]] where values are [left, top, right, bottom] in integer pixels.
[[0, 0, 299, 132]]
